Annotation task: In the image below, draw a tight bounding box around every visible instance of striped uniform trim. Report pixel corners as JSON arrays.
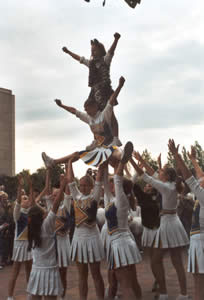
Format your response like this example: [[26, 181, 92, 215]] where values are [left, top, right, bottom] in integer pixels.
[[79, 146, 117, 167]]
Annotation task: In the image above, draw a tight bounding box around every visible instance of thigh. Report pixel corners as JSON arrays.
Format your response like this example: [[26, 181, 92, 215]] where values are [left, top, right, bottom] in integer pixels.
[[76, 262, 88, 279]]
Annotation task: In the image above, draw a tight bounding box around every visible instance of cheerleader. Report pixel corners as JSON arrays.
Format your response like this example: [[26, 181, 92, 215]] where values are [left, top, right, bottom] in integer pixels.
[[62, 32, 121, 146], [67, 153, 105, 300], [26, 172, 68, 300], [169, 139, 204, 300], [42, 76, 125, 169], [36, 170, 72, 300], [104, 142, 142, 300], [132, 148, 189, 300], [7, 175, 34, 300]]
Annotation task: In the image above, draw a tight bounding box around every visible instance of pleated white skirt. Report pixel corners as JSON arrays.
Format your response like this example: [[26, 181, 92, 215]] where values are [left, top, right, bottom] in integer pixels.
[[70, 226, 104, 263], [108, 231, 142, 269], [56, 234, 71, 267], [12, 240, 32, 262], [27, 265, 63, 296], [154, 214, 189, 248], [79, 146, 116, 167], [188, 233, 204, 274], [142, 226, 158, 248]]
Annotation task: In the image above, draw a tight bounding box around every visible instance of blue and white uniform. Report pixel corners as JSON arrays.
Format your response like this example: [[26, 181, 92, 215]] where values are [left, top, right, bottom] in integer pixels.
[[12, 202, 32, 262]]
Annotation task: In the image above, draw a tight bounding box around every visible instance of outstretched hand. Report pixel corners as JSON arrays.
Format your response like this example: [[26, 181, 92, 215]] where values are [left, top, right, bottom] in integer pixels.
[[114, 32, 121, 40], [133, 150, 142, 162], [119, 76, 125, 87], [55, 99, 62, 107], [168, 139, 179, 155], [18, 174, 24, 186], [62, 46, 69, 53], [187, 146, 196, 160]]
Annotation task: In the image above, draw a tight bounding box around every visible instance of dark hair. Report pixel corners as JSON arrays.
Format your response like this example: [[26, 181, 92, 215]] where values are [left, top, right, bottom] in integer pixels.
[[123, 178, 136, 210], [27, 206, 44, 251], [84, 98, 99, 108], [80, 175, 94, 187], [164, 167, 183, 193], [90, 39, 106, 57]]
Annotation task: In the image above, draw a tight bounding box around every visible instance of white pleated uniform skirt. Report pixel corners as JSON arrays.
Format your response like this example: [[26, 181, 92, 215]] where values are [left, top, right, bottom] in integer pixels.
[[12, 240, 32, 262], [56, 234, 71, 267], [154, 214, 189, 248], [107, 231, 142, 269], [79, 146, 116, 167], [27, 265, 63, 296], [188, 233, 204, 274], [142, 226, 158, 248], [70, 225, 104, 263]]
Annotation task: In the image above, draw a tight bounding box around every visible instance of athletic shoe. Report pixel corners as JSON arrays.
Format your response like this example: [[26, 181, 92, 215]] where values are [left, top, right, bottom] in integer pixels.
[[121, 141, 133, 164], [158, 295, 168, 300], [41, 152, 54, 168], [176, 295, 189, 300]]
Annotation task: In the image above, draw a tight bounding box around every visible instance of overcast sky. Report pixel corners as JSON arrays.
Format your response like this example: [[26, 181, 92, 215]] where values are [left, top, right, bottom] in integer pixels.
[[1, 0, 204, 176]]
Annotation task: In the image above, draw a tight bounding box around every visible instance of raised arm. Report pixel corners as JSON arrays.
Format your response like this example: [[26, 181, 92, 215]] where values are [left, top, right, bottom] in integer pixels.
[[109, 76, 125, 106], [52, 174, 68, 214], [14, 175, 24, 222], [133, 150, 155, 176], [27, 174, 35, 207], [108, 32, 121, 55], [35, 169, 50, 205], [130, 157, 144, 176], [55, 99, 76, 115], [62, 46, 80, 62], [168, 139, 192, 181], [187, 145, 204, 179], [16, 174, 24, 204]]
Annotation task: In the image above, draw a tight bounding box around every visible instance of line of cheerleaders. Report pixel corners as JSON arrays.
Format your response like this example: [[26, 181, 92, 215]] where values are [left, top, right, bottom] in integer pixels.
[[6, 32, 204, 300], [7, 140, 204, 300]]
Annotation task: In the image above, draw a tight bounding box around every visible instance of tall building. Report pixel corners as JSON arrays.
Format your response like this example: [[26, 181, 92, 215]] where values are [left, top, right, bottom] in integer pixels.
[[0, 88, 15, 176]]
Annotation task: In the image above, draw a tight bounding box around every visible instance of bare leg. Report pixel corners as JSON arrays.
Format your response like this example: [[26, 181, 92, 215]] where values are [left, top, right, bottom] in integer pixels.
[[151, 248, 167, 294], [24, 260, 32, 282], [8, 261, 21, 296], [115, 266, 135, 300], [54, 153, 76, 165], [32, 296, 42, 300], [169, 248, 187, 295], [59, 267, 68, 298], [107, 269, 118, 299], [76, 262, 88, 300], [130, 264, 142, 299], [193, 274, 204, 300], [89, 262, 104, 300]]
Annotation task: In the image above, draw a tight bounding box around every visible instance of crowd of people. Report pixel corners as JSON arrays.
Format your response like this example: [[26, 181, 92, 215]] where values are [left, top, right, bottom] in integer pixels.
[[1, 31, 204, 300]]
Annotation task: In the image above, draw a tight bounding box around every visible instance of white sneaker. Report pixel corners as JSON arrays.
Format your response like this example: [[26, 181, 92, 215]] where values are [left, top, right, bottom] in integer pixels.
[[7, 297, 14, 300], [121, 141, 133, 164], [27, 294, 32, 300], [159, 295, 168, 300], [176, 295, 189, 300], [42, 152, 54, 168]]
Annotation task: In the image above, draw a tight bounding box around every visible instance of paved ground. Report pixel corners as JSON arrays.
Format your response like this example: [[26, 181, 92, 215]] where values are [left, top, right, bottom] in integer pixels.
[[0, 251, 193, 300]]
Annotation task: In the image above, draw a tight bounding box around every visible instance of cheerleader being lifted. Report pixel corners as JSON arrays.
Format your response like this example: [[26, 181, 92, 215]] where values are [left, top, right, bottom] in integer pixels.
[[42, 76, 131, 169], [62, 32, 121, 147]]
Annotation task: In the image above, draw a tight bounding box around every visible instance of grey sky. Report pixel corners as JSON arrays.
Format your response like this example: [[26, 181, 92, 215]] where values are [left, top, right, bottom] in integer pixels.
[[0, 0, 204, 175]]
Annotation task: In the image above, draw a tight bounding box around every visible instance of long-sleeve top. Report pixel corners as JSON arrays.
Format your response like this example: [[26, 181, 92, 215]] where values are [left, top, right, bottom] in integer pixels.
[[75, 103, 113, 148], [185, 176, 204, 240], [13, 202, 29, 241], [69, 181, 101, 229], [142, 173, 177, 210]]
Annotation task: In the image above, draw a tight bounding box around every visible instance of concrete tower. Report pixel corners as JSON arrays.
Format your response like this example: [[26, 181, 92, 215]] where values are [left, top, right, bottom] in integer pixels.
[[0, 88, 15, 176]]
